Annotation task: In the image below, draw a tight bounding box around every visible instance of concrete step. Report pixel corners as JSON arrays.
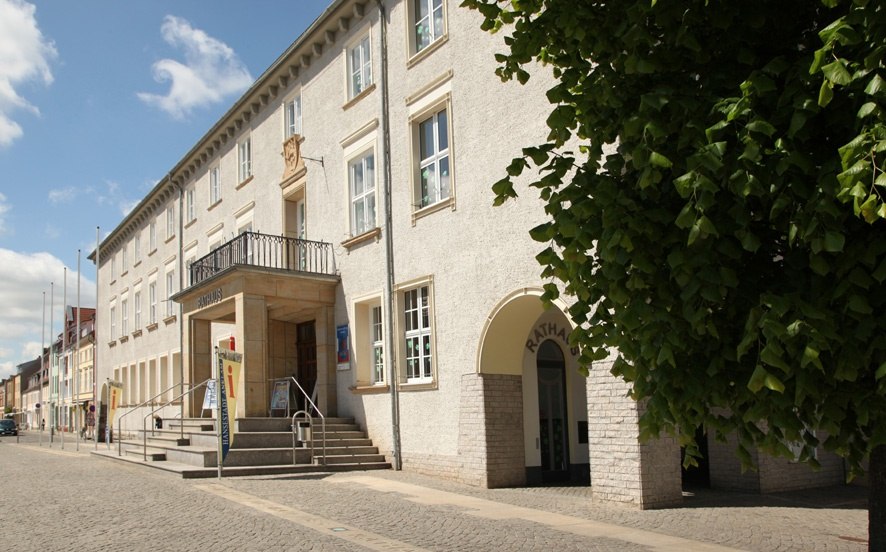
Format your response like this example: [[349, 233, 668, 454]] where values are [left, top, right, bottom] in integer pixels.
[[236, 417, 355, 432], [124, 446, 166, 462], [322, 453, 387, 465]]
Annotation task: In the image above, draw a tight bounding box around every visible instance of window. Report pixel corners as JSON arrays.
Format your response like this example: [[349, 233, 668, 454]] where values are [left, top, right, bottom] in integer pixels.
[[417, 108, 450, 208], [166, 206, 175, 240], [285, 95, 302, 138], [134, 291, 141, 328], [121, 299, 128, 335], [121, 246, 128, 273], [238, 137, 252, 182], [371, 305, 384, 384], [148, 282, 157, 325], [404, 286, 432, 382], [165, 270, 176, 318], [110, 306, 116, 339], [110, 256, 116, 281], [414, 0, 444, 53], [186, 187, 195, 223], [149, 220, 157, 251], [238, 221, 254, 265], [349, 151, 376, 235], [134, 234, 141, 263], [209, 166, 221, 205], [348, 35, 372, 98]]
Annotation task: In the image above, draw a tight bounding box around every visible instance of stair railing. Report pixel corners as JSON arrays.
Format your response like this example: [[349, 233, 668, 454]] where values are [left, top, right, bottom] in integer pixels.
[[287, 377, 326, 464], [138, 379, 212, 462], [116, 382, 188, 457]]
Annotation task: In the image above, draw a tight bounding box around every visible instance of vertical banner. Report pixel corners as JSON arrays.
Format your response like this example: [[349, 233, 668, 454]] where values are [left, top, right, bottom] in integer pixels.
[[216, 349, 242, 467], [336, 324, 350, 370], [107, 383, 123, 443]]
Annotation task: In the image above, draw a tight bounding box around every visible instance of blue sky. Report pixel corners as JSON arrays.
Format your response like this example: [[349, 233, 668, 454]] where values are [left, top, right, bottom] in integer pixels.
[[0, 0, 331, 378]]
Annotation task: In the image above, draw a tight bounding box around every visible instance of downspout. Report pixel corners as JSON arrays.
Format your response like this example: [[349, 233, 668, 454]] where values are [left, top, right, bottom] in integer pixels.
[[376, 0, 401, 471], [173, 174, 185, 440]]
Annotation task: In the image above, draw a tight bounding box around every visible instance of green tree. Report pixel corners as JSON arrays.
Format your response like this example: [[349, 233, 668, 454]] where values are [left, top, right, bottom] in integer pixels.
[[462, 0, 885, 547]]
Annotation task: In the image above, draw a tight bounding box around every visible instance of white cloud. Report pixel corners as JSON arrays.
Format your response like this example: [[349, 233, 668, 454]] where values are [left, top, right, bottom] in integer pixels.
[[0, 248, 96, 371], [0, 192, 9, 235], [137, 15, 253, 119], [0, 0, 57, 148], [0, 361, 15, 380], [48, 186, 76, 204]]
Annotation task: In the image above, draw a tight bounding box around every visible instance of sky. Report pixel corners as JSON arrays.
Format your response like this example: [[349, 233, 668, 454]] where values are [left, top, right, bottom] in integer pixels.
[[0, 0, 332, 379]]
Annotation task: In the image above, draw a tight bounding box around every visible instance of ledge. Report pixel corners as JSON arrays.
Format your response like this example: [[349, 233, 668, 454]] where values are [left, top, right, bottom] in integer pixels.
[[131, 329, 143, 338], [185, 218, 197, 229], [208, 199, 223, 212], [165, 235, 175, 244], [163, 315, 177, 325], [107, 340, 117, 348], [399, 381, 438, 392], [118, 335, 129, 344], [342, 83, 376, 111], [349, 384, 390, 395], [341, 227, 381, 250], [236, 175, 254, 190], [412, 197, 453, 225], [406, 35, 449, 70], [146, 322, 159, 332]]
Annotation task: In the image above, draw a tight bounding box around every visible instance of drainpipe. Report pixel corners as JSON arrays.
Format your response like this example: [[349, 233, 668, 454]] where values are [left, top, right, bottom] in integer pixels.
[[172, 174, 185, 440], [376, 0, 401, 471]]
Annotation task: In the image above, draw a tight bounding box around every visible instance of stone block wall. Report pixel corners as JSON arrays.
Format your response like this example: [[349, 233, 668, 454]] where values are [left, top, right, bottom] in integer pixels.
[[588, 360, 683, 509]]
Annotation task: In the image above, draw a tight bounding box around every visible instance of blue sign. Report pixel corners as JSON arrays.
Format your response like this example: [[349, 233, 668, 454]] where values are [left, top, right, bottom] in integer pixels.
[[218, 371, 230, 462]]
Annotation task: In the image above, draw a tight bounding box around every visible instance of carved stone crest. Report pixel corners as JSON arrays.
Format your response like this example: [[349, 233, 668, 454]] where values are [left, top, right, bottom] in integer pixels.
[[282, 134, 305, 180]]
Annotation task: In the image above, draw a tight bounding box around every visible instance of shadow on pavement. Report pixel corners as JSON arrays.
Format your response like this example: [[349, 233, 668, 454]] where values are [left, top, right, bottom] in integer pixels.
[[678, 484, 868, 510]]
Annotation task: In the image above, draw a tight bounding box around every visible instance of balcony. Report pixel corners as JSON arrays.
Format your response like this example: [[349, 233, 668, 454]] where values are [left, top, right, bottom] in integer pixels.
[[188, 232, 335, 288]]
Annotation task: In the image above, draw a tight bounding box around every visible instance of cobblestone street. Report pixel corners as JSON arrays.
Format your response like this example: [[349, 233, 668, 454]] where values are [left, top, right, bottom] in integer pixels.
[[1, 434, 869, 551]]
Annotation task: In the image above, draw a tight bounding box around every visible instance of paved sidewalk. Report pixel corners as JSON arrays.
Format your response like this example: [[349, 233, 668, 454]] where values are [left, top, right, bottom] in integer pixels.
[[2, 431, 869, 551]]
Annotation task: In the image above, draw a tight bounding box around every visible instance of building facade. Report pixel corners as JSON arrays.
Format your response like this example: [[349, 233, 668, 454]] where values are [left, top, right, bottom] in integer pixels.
[[91, 0, 845, 507]]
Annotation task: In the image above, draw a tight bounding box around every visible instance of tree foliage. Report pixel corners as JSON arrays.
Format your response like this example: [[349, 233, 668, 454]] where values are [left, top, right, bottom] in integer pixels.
[[463, 0, 886, 480]]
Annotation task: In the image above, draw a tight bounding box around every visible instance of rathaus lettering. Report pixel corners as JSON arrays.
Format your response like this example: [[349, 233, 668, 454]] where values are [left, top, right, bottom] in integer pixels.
[[197, 288, 223, 309], [525, 322, 579, 356]]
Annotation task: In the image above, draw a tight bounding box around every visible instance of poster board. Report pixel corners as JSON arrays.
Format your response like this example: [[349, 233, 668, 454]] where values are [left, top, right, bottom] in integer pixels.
[[269, 379, 290, 415], [336, 324, 350, 370]]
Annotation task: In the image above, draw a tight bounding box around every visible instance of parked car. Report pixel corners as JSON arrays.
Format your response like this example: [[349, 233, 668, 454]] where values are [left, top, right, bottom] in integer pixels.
[[0, 419, 17, 436]]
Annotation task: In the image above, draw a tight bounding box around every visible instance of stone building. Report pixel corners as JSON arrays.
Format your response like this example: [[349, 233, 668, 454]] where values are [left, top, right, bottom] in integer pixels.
[[91, 0, 845, 508]]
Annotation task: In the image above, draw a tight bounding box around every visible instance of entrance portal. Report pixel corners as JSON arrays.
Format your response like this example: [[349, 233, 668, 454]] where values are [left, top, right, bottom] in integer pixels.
[[296, 321, 317, 409], [537, 340, 569, 482]]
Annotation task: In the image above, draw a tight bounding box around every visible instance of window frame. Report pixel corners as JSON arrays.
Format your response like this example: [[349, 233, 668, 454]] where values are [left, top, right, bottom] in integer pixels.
[[186, 186, 195, 223], [347, 33, 373, 99], [410, 0, 447, 57], [348, 149, 376, 237], [415, 106, 451, 210], [166, 206, 175, 241], [238, 136, 252, 183], [148, 281, 157, 325], [395, 279, 436, 386], [149, 220, 157, 252], [209, 165, 221, 205], [165, 269, 176, 318], [284, 93, 302, 138], [371, 304, 385, 385], [134, 290, 142, 329]]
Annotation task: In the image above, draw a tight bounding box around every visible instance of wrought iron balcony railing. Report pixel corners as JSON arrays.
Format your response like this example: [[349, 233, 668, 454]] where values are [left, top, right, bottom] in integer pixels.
[[188, 232, 335, 287]]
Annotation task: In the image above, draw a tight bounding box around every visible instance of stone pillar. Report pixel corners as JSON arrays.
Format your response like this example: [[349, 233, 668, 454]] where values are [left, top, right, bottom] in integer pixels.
[[188, 317, 212, 417], [314, 306, 337, 417], [457, 373, 525, 488], [587, 360, 682, 508], [237, 294, 268, 417]]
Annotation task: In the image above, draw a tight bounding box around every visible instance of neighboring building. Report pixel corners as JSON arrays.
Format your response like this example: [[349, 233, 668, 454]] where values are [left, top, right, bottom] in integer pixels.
[[90, 0, 846, 507], [57, 307, 96, 433], [17, 358, 42, 429]]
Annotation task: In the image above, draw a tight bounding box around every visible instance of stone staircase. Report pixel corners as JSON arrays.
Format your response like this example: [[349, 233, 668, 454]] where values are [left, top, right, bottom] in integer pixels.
[[94, 416, 391, 478]]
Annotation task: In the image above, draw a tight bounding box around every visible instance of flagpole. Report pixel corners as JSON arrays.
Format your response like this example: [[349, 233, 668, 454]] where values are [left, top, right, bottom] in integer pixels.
[[216, 347, 223, 479], [76, 250, 82, 451], [39, 291, 45, 447], [61, 267, 67, 449], [95, 227, 100, 450], [49, 281, 54, 447]]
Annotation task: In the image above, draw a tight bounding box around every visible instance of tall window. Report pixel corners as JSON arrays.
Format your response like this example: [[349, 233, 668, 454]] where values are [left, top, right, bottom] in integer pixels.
[[371, 305, 384, 384], [149, 220, 157, 251], [110, 256, 116, 281], [417, 108, 450, 208], [166, 206, 175, 240], [134, 233, 141, 263], [121, 299, 128, 335], [134, 291, 141, 328], [149, 282, 157, 325], [404, 286, 432, 382], [285, 95, 302, 137], [186, 187, 195, 223], [209, 166, 221, 205], [165, 270, 176, 317], [349, 152, 376, 235], [238, 137, 252, 182], [349, 35, 372, 98], [110, 306, 116, 339], [414, 0, 444, 53], [121, 246, 128, 273]]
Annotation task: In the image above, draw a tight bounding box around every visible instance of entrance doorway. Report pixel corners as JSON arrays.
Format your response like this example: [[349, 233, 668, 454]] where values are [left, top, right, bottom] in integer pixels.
[[295, 321, 317, 409], [537, 340, 569, 482]]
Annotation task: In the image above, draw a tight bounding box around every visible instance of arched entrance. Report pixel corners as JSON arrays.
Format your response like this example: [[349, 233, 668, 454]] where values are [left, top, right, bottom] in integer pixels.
[[537, 340, 569, 482]]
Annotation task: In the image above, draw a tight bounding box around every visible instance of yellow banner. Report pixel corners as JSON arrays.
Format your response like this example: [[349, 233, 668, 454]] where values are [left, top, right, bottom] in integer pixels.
[[219, 350, 242, 458], [107, 383, 123, 430]]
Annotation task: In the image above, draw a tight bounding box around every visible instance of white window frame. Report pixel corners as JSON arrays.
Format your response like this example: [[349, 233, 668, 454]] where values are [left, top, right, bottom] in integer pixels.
[[110, 256, 116, 281], [402, 284, 433, 383], [348, 34, 372, 99], [284, 94, 302, 138], [134, 290, 141, 329], [416, 107, 450, 209], [411, 0, 446, 54], [121, 298, 128, 335], [348, 150, 376, 236], [209, 166, 221, 205], [238, 136, 252, 182], [149, 220, 157, 252], [166, 206, 175, 240], [148, 282, 157, 325], [134, 233, 141, 263], [371, 304, 384, 385], [165, 269, 176, 318], [121, 246, 128, 274], [110, 305, 116, 339], [186, 187, 195, 223]]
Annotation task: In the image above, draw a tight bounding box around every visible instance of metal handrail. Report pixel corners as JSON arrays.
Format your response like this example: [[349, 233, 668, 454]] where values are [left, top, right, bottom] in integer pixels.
[[139, 379, 212, 461], [287, 377, 326, 464], [116, 382, 184, 457]]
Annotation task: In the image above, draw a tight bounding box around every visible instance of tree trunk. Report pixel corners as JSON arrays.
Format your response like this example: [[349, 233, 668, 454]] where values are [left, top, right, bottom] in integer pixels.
[[871, 444, 886, 551]]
